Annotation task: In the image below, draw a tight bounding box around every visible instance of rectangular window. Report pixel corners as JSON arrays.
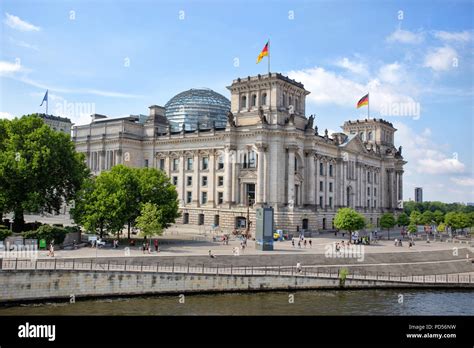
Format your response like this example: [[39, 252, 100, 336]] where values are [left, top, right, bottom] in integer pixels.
[[367, 187, 370, 196], [248, 151, 256, 168], [144, 159, 149, 168], [201, 192, 208, 204], [172, 158, 179, 171], [160, 158, 165, 170], [319, 196, 323, 208], [374, 188, 377, 196], [217, 156, 224, 170], [187, 176, 192, 186], [367, 199, 370, 208], [329, 164, 333, 177], [329, 197, 333, 208], [374, 173, 378, 184], [367, 172, 371, 183], [187, 157, 193, 171], [319, 163, 324, 175], [218, 176, 224, 186], [218, 192, 224, 204], [186, 191, 192, 204], [374, 200, 377, 208], [172, 176, 178, 186], [329, 182, 333, 192], [319, 181, 323, 191], [202, 176, 208, 186], [202, 157, 209, 170]]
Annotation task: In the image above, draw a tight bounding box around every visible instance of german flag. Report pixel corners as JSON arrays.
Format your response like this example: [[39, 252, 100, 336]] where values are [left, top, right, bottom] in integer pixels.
[[357, 94, 369, 108], [256, 41, 269, 64]]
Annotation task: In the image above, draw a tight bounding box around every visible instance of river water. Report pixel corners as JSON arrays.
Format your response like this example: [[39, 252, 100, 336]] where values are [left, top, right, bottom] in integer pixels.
[[0, 289, 473, 315]]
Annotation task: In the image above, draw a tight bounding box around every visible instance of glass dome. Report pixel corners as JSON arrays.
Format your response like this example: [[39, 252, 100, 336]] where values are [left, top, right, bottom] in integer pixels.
[[165, 88, 230, 131]]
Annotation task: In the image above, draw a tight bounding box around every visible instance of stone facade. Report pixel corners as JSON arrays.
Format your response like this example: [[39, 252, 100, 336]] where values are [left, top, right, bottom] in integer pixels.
[[39, 114, 72, 134], [72, 73, 406, 234]]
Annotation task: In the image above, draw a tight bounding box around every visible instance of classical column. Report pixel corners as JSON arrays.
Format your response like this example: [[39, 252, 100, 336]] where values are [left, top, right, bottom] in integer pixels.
[[307, 153, 316, 205], [315, 156, 320, 207], [208, 151, 215, 207], [192, 151, 200, 206], [287, 146, 297, 207], [263, 149, 268, 204], [223, 146, 233, 206], [178, 153, 185, 206], [325, 160, 329, 208], [398, 170, 404, 204], [256, 143, 266, 205]]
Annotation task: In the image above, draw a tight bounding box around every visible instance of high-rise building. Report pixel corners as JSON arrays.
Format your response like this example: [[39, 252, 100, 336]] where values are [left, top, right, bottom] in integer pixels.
[[415, 187, 423, 203]]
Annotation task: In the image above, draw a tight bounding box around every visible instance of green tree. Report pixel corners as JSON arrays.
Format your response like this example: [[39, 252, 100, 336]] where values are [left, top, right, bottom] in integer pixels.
[[420, 210, 435, 225], [135, 202, 163, 237], [380, 213, 396, 239], [0, 115, 89, 231], [437, 222, 446, 233], [407, 223, 417, 234], [72, 165, 179, 238], [333, 208, 366, 242], [397, 212, 409, 227], [444, 212, 470, 233], [409, 211, 422, 225], [433, 210, 445, 225]]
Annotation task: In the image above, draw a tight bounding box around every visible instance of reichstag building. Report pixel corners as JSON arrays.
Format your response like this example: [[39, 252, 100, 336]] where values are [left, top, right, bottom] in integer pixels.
[[72, 73, 406, 233]]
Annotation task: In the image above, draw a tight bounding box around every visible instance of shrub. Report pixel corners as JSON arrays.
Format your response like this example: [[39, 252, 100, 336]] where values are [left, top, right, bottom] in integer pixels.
[[21, 225, 68, 244], [0, 229, 12, 241], [23, 221, 43, 231]]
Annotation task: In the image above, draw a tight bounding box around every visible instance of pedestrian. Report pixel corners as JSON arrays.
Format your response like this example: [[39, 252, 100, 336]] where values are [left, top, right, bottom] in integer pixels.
[[154, 239, 159, 252], [304, 240, 307, 248], [309, 239, 312, 248], [49, 242, 54, 257], [298, 240, 301, 248], [209, 250, 216, 258], [142, 242, 146, 254], [292, 239, 295, 248], [296, 262, 302, 273]]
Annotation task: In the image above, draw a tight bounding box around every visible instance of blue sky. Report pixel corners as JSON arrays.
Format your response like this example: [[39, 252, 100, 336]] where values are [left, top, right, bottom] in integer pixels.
[[0, 0, 473, 203]]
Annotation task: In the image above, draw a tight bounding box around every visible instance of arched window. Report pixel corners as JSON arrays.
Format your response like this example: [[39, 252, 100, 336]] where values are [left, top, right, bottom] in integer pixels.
[[368, 131, 373, 141], [359, 132, 365, 141], [282, 93, 286, 107], [251, 94, 257, 107], [289, 96, 292, 106], [261, 93, 267, 105], [295, 98, 299, 111], [241, 95, 247, 108]]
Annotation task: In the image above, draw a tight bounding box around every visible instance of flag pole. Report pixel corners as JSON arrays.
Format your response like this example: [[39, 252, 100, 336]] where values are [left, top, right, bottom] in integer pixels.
[[367, 92, 369, 119], [268, 39, 270, 74]]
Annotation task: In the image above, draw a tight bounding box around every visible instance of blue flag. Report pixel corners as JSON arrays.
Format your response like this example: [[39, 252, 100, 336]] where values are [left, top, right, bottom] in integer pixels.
[[40, 90, 48, 106]]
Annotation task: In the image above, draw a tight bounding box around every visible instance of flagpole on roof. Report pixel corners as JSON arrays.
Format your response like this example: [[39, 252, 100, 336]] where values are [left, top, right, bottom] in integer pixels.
[[268, 39, 270, 74], [367, 92, 369, 119]]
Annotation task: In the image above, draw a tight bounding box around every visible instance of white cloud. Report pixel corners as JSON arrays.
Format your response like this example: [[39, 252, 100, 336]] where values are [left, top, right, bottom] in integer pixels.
[[335, 57, 367, 75], [450, 177, 474, 187], [378, 62, 402, 84], [386, 29, 424, 44], [434, 30, 472, 43], [9, 37, 39, 51], [287, 66, 418, 115], [4, 13, 40, 32], [394, 122, 465, 175], [0, 60, 22, 75], [0, 112, 14, 120], [423, 46, 458, 71]]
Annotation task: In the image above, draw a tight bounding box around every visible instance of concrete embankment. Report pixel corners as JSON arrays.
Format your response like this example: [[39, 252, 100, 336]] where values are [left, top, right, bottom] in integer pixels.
[[50, 248, 473, 276], [1, 269, 473, 303]]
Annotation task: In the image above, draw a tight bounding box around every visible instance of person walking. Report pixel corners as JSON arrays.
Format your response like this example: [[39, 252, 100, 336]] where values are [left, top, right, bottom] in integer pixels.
[[298, 240, 301, 248], [296, 262, 302, 273], [309, 239, 312, 248], [154, 239, 159, 252], [304, 240, 307, 248], [292, 239, 295, 248]]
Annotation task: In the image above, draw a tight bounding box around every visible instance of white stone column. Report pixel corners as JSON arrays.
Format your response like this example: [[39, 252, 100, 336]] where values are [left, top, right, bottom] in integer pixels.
[[315, 156, 320, 207], [223, 147, 232, 206], [192, 151, 200, 206], [263, 149, 268, 204], [179, 153, 185, 206], [287, 147, 296, 207], [307, 154, 315, 205], [208, 151, 215, 207], [256, 144, 265, 205]]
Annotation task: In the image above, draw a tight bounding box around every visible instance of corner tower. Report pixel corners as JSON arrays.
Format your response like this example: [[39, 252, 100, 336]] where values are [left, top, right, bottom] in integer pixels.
[[226, 73, 310, 128]]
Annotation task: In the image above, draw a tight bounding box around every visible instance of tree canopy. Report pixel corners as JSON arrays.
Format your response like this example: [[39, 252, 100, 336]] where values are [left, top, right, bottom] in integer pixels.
[[0, 115, 89, 231], [72, 165, 179, 237], [135, 202, 163, 237], [396, 212, 409, 226], [333, 208, 366, 241], [380, 213, 396, 230]]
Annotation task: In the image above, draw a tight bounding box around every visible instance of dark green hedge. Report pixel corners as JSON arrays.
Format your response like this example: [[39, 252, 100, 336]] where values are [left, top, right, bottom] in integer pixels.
[[21, 225, 68, 244], [0, 229, 12, 241]]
